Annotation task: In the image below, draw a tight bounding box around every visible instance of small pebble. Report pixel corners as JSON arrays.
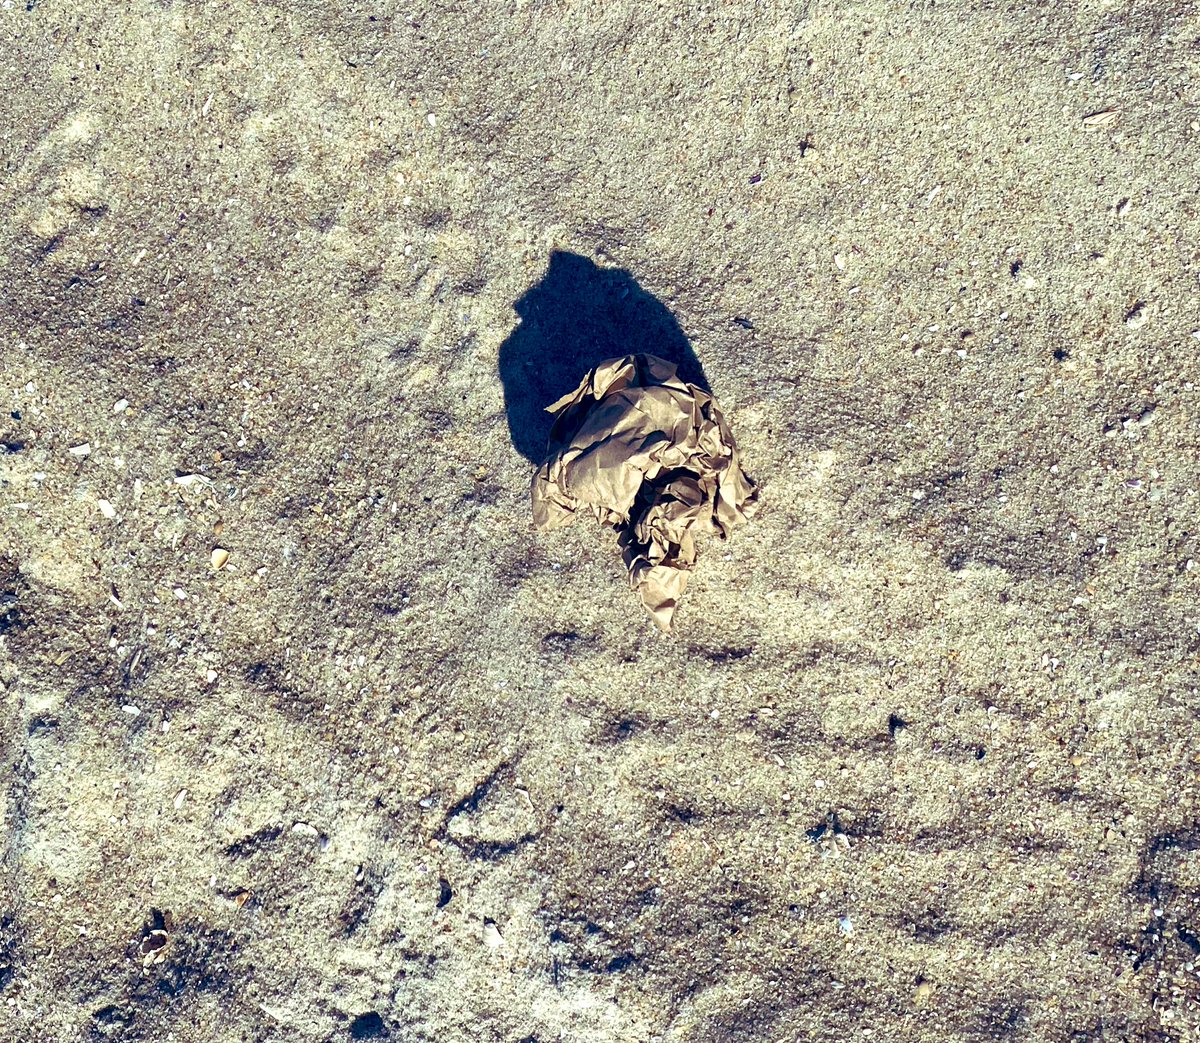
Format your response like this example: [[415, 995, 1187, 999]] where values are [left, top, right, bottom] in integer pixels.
[[1125, 302, 1150, 330], [482, 921, 505, 948], [97, 499, 116, 519], [113, 399, 129, 413]]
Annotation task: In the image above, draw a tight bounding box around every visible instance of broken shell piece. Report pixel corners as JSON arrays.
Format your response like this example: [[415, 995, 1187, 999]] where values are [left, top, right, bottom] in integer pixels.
[[1082, 108, 1120, 127], [532, 354, 758, 632], [140, 928, 169, 967], [211, 547, 230, 571]]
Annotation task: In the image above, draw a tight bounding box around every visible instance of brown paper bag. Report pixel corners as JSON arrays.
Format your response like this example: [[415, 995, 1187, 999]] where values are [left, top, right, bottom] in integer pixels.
[[532, 354, 758, 631]]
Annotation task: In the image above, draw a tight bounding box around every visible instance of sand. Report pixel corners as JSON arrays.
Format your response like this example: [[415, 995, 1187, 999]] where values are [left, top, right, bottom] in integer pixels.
[[2, 1, 1199, 1040]]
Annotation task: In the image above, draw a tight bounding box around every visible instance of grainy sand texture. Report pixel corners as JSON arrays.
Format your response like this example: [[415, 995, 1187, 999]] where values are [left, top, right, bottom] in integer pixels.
[[3, 2, 1200, 1041]]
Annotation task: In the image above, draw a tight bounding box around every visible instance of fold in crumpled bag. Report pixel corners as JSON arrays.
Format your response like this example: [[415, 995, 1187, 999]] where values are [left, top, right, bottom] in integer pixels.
[[532, 354, 758, 631]]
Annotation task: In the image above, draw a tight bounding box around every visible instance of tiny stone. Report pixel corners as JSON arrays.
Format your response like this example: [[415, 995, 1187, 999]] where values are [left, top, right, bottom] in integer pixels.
[[1125, 302, 1150, 329], [482, 921, 505, 948]]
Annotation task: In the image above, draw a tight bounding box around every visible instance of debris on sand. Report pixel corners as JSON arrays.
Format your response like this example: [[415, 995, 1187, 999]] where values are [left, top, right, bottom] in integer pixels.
[[532, 354, 758, 632]]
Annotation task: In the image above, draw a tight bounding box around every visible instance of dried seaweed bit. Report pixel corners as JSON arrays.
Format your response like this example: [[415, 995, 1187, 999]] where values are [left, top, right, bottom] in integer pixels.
[[532, 354, 758, 632]]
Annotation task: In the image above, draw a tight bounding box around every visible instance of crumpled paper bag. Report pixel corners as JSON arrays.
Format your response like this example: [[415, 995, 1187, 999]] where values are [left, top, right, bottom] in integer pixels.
[[531, 354, 758, 631]]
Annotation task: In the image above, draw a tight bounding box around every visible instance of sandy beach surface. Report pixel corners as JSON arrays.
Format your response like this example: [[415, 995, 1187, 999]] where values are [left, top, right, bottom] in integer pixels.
[[2, 2, 1199, 1040]]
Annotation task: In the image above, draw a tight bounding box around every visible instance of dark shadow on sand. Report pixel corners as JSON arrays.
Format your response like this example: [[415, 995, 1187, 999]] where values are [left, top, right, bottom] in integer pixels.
[[499, 251, 709, 463]]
